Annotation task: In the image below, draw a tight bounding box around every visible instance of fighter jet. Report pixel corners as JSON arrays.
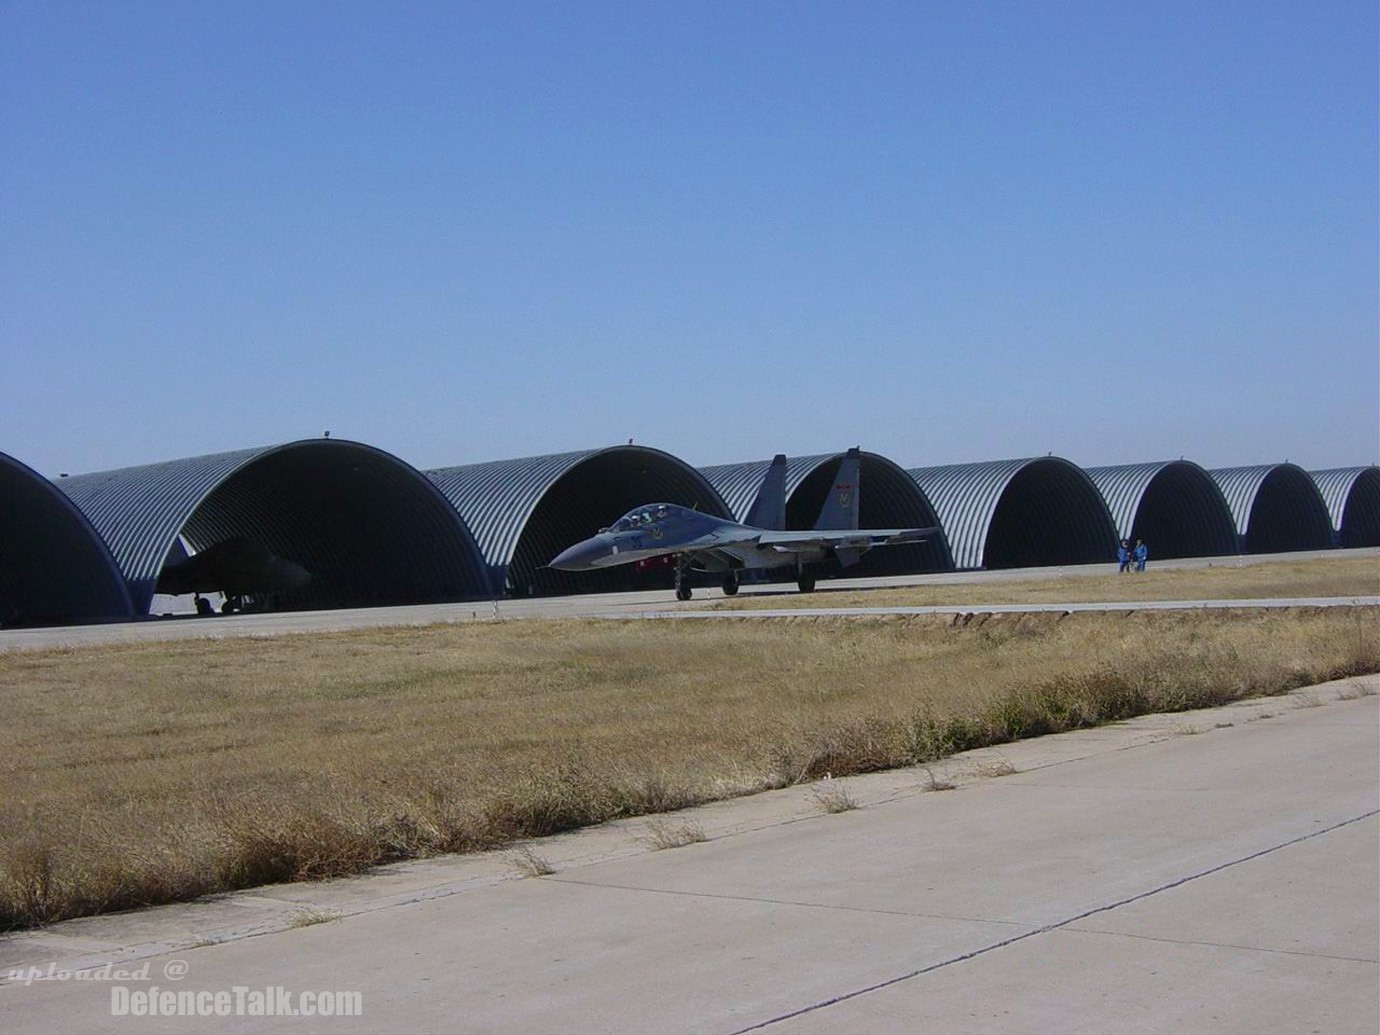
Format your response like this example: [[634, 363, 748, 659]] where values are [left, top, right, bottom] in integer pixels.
[[550, 448, 937, 599], [156, 538, 311, 613]]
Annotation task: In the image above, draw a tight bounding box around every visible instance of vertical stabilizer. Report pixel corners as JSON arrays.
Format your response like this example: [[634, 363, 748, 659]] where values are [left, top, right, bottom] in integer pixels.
[[813, 448, 861, 530], [745, 454, 788, 530]]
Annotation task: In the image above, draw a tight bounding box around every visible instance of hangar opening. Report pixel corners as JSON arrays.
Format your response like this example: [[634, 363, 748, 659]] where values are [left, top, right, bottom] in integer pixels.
[[983, 461, 1117, 568], [428, 447, 733, 597], [783, 453, 953, 576], [1, 453, 133, 625], [1312, 467, 1380, 549], [1131, 466, 1238, 557], [1338, 469, 1380, 548], [58, 441, 492, 615], [1239, 467, 1335, 554], [1087, 462, 1238, 559], [517, 455, 731, 595], [173, 443, 492, 611]]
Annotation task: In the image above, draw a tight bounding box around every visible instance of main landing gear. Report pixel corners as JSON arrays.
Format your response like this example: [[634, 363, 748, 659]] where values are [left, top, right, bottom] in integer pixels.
[[796, 563, 816, 593], [674, 557, 693, 601], [721, 571, 740, 596]]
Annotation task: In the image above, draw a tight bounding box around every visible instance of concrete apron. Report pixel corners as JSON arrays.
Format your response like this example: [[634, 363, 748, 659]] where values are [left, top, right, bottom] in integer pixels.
[[2, 674, 1376, 1033]]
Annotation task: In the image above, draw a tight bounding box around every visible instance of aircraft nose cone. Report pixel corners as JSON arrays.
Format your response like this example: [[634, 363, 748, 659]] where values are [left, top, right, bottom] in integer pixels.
[[550, 538, 605, 571]]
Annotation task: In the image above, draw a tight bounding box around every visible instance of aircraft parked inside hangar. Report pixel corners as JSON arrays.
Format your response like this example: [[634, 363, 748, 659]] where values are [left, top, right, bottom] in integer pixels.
[[156, 537, 311, 614], [550, 448, 937, 599]]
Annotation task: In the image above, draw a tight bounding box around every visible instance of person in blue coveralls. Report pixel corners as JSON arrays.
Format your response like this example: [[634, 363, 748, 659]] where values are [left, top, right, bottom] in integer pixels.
[[1133, 539, 1149, 572], [1117, 540, 1131, 573]]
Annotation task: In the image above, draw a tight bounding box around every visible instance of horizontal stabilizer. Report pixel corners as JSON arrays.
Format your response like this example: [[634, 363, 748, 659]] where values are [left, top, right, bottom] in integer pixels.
[[757, 526, 937, 556]]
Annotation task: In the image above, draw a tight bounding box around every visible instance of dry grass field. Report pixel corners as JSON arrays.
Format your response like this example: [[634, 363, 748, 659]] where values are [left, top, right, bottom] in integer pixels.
[[0, 558, 1375, 929], [715, 553, 1379, 609]]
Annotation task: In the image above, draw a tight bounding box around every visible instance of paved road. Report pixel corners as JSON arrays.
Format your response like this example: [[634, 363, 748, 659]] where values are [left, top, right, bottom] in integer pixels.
[[3, 676, 1376, 1032], [3, 548, 1376, 650]]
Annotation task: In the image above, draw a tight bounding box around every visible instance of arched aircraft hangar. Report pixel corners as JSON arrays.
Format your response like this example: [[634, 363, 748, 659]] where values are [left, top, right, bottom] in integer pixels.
[[1209, 465, 1335, 554], [427, 446, 733, 596], [1310, 467, 1380, 549], [2, 436, 1374, 627], [909, 457, 1118, 569], [0, 451, 135, 625], [701, 451, 953, 577], [1085, 461, 1239, 559], [56, 440, 492, 614]]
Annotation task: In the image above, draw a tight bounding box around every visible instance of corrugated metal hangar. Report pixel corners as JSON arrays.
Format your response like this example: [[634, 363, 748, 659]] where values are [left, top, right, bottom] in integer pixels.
[[908, 458, 1118, 570], [0, 452, 134, 624], [1085, 461, 1239, 559], [2, 440, 1376, 624], [53, 440, 492, 618], [1210, 465, 1337, 554], [426, 446, 731, 596], [1311, 467, 1380, 549]]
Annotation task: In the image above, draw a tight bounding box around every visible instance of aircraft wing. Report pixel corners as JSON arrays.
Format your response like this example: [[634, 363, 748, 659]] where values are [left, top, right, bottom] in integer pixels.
[[755, 527, 938, 554]]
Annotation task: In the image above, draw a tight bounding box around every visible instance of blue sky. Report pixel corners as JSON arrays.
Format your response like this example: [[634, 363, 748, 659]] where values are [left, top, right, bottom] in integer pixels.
[[3, 1, 1376, 477]]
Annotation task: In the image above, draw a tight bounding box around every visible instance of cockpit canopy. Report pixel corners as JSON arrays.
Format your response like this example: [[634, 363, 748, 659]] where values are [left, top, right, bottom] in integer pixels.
[[604, 503, 674, 533]]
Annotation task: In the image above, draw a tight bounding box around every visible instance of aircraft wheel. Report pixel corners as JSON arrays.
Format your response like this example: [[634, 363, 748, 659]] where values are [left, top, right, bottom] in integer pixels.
[[797, 573, 816, 593], [722, 573, 739, 596], [675, 586, 692, 602]]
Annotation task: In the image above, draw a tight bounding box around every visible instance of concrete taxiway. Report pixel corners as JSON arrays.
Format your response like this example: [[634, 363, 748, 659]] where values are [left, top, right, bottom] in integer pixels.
[[3, 676, 1376, 1033], [2, 548, 1376, 650]]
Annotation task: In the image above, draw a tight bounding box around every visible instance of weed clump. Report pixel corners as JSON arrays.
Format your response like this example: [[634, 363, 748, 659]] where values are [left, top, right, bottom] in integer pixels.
[[810, 780, 860, 814], [637, 819, 707, 850], [508, 846, 555, 877]]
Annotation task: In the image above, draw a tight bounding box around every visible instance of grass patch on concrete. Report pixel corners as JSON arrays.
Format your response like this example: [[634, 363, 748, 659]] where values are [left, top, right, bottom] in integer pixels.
[[810, 780, 860, 814], [0, 605, 1375, 929], [287, 906, 341, 928], [507, 846, 556, 878], [636, 819, 708, 850]]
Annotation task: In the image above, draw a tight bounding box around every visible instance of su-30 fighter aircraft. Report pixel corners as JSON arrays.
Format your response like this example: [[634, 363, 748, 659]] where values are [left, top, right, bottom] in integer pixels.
[[549, 448, 937, 600]]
